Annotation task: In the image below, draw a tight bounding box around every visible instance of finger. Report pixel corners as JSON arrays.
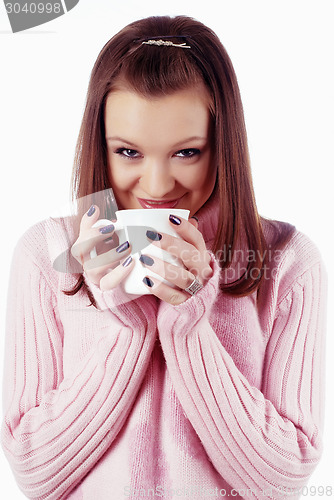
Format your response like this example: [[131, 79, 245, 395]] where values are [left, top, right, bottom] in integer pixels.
[[142, 275, 188, 305], [83, 255, 119, 286], [84, 241, 131, 271], [168, 214, 205, 251], [71, 224, 117, 263], [99, 255, 135, 291], [80, 204, 101, 231], [189, 216, 199, 229], [72, 200, 118, 263], [146, 231, 211, 280], [139, 253, 196, 291], [71, 205, 101, 263]]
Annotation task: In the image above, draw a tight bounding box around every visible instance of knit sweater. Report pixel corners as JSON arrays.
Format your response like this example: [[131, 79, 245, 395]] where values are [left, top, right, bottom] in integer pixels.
[[1, 195, 327, 500]]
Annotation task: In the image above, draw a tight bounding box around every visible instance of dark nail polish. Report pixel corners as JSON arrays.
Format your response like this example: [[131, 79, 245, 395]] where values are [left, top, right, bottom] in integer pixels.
[[146, 230, 162, 241], [143, 276, 154, 287], [169, 214, 181, 225], [99, 224, 114, 234], [116, 241, 130, 253], [139, 254, 154, 266], [122, 256, 132, 267], [87, 205, 95, 217], [104, 236, 114, 244]]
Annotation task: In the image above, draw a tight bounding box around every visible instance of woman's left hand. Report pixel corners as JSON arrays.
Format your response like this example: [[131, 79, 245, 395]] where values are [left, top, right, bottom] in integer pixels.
[[141, 215, 213, 305]]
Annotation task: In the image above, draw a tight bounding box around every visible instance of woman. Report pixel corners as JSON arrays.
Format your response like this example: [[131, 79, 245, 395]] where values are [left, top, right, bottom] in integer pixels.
[[1, 15, 327, 500]]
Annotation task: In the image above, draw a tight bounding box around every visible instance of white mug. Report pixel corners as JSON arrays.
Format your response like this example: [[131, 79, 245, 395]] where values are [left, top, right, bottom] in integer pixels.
[[91, 208, 190, 295]]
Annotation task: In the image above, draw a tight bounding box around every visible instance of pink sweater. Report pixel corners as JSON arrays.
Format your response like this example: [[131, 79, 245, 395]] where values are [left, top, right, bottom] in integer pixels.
[[1, 196, 327, 500]]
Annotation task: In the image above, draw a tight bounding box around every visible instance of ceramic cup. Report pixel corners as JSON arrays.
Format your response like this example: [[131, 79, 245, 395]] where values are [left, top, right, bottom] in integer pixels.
[[90, 208, 190, 295]]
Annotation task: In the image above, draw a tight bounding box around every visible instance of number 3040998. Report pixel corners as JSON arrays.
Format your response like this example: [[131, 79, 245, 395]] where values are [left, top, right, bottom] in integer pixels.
[[5, 3, 62, 14]]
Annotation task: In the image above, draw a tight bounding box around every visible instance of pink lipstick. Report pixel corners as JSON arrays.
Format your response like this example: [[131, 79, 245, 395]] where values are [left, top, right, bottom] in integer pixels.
[[137, 197, 181, 209]]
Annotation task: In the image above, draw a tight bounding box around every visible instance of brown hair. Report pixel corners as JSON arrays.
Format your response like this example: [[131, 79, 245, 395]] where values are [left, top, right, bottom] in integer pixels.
[[64, 15, 294, 304]]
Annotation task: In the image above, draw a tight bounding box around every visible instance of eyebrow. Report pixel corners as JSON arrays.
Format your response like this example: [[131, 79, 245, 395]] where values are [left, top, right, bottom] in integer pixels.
[[106, 136, 208, 148]]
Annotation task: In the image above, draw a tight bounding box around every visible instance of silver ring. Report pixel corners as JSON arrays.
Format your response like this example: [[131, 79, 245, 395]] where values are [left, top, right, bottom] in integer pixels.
[[184, 277, 203, 296]]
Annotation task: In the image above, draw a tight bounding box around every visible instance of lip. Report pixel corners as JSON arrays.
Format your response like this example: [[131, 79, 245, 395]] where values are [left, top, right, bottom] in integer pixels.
[[137, 197, 183, 209]]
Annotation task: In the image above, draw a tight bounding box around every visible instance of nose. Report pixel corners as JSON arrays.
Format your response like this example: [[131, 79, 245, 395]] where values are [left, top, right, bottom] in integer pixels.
[[140, 159, 176, 198]]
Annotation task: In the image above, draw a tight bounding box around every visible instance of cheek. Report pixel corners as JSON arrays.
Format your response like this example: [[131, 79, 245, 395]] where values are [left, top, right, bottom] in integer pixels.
[[109, 162, 137, 191], [180, 163, 214, 190]]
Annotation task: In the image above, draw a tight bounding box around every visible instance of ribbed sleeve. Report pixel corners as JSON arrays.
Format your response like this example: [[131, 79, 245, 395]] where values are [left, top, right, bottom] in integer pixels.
[[1, 238, 157, 499], [157, 256, 327, 499], [1, 206, 327, 500]]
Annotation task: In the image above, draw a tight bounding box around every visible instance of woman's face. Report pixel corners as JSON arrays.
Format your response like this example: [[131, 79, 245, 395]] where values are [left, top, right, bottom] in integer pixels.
[[104, 84, 216, 216]]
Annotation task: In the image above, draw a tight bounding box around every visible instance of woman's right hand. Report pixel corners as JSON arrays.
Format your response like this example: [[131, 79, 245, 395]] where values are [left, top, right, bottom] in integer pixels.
[[71, 205, 135, 291]]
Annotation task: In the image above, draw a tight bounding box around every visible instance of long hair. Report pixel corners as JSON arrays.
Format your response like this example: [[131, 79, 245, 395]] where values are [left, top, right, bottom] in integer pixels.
[[64, 15, 294, 304]]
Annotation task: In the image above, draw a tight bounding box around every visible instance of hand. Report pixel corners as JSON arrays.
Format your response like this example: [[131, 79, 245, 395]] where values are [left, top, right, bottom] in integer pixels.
[[71, 205, 135, 291], [140, 215, 213, 305]]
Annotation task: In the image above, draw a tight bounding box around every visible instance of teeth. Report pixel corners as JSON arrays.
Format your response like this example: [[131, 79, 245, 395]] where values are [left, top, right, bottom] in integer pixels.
[[146, 200, 172, 205]]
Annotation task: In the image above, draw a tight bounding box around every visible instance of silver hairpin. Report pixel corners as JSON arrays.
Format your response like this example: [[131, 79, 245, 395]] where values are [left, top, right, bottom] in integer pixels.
[[142, 39, 191, 49]]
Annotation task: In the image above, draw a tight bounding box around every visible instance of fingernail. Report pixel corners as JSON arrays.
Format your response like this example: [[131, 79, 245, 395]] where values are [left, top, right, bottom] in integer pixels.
[[146, 230, 162, 241], [104, 236, 114, 244], [122, 255, 132, 267], [191, 216, 199, 222], [169, 214, 181, 225], [139, 255, 154, 266], [143, 276, 154, 287], [116, 241, 130, 253], [99, 224, 114, 234], [87, 205, 95, 217]]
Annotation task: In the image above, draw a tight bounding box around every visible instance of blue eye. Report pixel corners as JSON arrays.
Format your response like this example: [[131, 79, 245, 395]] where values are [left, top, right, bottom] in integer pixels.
[[115, 148, 141, 159], [175, 148, 201, 158]]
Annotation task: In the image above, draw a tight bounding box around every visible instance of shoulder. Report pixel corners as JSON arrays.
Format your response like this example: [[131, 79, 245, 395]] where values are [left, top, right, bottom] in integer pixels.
[[261, 218, 326, 303], [12, 216, 80, 291], [15, 216, 76, 263], [262, 218, 323, 270]]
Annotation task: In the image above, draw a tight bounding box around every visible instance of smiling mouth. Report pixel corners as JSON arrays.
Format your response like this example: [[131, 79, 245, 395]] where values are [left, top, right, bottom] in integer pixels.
[[137, 197, 183, 209]]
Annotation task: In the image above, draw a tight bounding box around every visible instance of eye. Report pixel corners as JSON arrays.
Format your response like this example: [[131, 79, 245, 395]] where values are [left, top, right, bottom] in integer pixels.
[[174, 148, 201, 158], [115, 148, 141, 159]]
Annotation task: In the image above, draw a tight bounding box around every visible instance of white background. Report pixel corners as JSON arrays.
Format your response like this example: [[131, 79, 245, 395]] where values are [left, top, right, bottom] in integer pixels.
[[0, 0, 333, 497]]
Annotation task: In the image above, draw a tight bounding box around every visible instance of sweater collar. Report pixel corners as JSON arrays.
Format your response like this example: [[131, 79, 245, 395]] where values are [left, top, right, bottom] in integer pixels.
[[195, 190, 220, 245]]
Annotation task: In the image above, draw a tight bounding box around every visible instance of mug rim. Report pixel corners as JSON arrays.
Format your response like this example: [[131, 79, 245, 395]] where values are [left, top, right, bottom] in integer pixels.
[[115, 208, 190, 214]]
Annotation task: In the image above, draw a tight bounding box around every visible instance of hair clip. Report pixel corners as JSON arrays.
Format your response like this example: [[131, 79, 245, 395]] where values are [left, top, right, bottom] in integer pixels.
[[141, 39, 191, 49]]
